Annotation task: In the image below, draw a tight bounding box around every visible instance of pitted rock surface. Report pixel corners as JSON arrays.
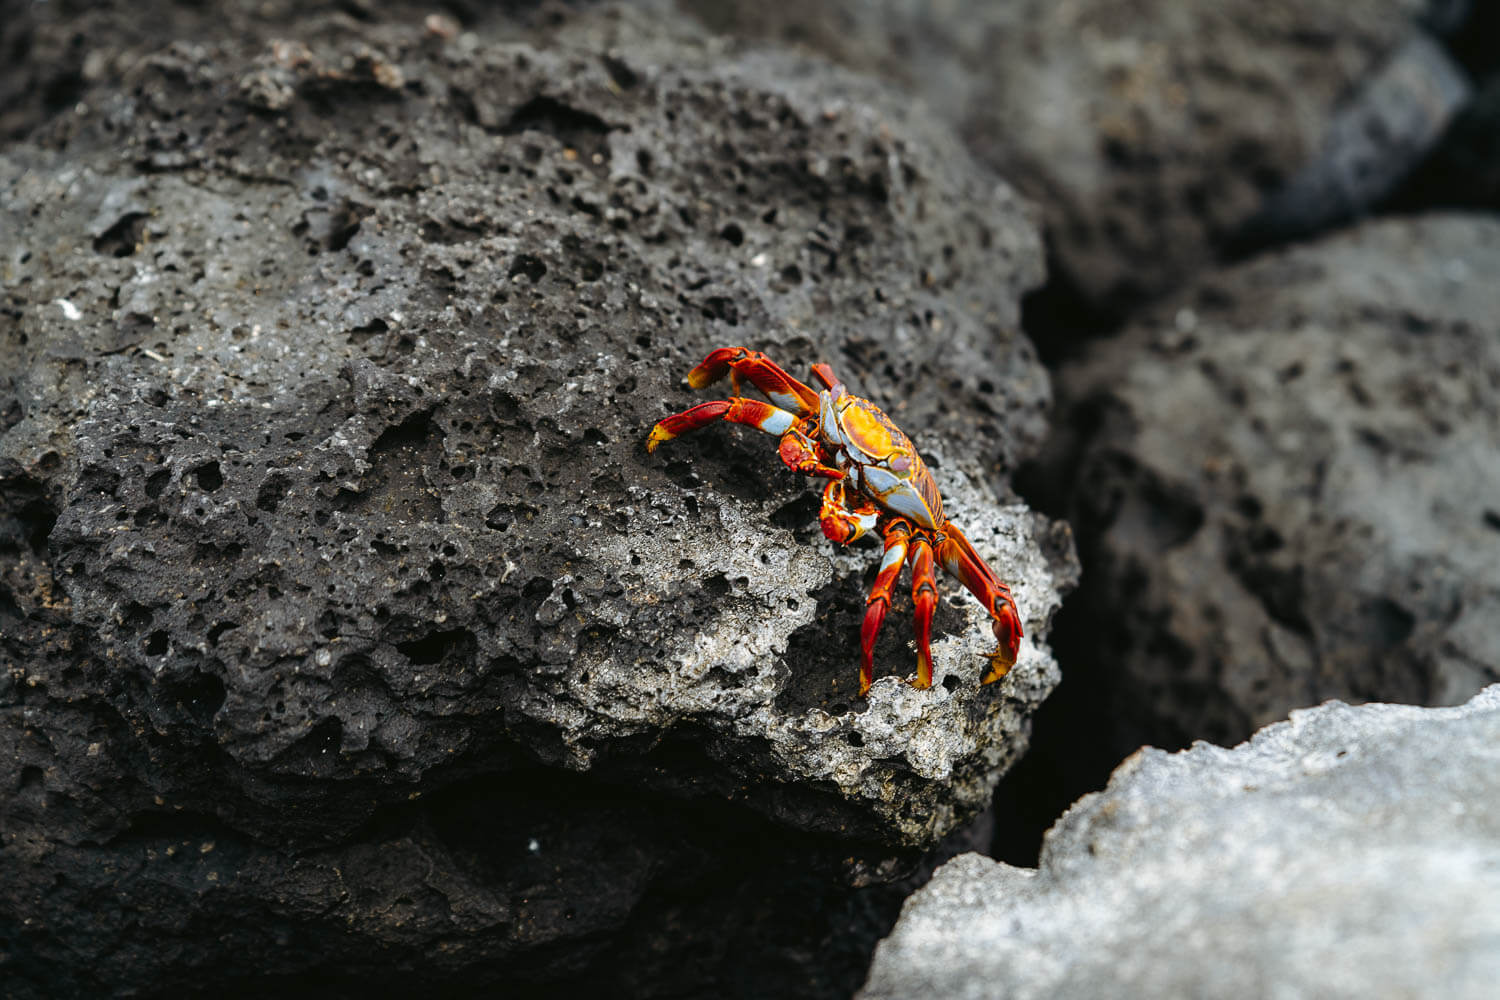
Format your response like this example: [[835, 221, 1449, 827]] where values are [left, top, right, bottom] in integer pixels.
[[0, 3, 1068, 995], [861, 685, 1500, 1000], [679, 0, 1460, 315], [1040, 214, 1500, 758]]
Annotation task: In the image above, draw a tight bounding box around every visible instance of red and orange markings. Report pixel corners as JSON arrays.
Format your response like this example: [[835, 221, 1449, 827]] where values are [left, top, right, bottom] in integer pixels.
[[839, 403, 899, 459], [649, 346, 1025, 696]]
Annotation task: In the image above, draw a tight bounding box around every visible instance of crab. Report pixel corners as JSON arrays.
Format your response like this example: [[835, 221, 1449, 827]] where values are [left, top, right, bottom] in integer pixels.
[[647, 346, 1023, 696]]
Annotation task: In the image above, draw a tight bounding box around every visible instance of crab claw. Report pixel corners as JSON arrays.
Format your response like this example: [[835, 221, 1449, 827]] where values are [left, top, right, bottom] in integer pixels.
[[980, 603, 1022, 685], [819, 480, 877, 544], [685, 347, 744, 389], [682, 346, 822, 414]]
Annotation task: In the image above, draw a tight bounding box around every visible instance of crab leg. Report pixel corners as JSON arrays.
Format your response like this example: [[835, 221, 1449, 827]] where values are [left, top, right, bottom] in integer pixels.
[[936, 523, 1023, 684], [909, 535, 938, 689], [819, 479, 880, 544], [809, 362, 841, 392], [859, 519, 911, 696], [686, 347, 821, 416], [646, 398, 799, 452]]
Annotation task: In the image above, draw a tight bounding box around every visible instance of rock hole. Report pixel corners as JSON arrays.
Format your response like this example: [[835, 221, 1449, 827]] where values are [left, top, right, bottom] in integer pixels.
[[398, 628, 476, 665], [13, 497, 58, 555], [194, 461, 223, 492], [500, 95, 612, 167], [93, 213, 147, 257], [174, 671, 226, 726], [577, 256, 604, 281], [600, 54, 638, 90], [120, 603, 153, 635], [701, 296, 739, 325], [509, 254, 547, 283], [1360, 597, 1416, 651], [145, 469, 171, 499], [144, 630, 169, 656]]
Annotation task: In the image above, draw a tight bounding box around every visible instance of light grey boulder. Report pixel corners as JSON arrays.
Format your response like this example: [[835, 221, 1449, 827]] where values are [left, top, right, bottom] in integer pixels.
[[861, 685, 1500, 1000]]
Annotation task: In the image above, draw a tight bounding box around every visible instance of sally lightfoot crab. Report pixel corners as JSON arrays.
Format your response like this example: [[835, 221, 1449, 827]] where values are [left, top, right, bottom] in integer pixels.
[[647, 346, 1023, 696]]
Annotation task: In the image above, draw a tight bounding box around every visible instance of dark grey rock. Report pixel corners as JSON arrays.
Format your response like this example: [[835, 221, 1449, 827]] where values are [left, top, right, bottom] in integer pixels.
[[1395, 71, 1500, 212], [0, 3, 1069, 996], [1237, 34, 1470, 251], [1039, 214, 1500, 757], [678, 0, 1457, 314], [861, 685, 1500, 1000]]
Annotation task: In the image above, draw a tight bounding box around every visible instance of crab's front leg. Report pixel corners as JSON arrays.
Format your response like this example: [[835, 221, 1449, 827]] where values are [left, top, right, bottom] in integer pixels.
[[647, 397, 800, 453], [818, 478, 879, 544]]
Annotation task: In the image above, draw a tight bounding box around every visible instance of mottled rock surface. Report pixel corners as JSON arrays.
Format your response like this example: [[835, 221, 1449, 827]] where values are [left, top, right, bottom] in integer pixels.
[[0, 3, 1070, 997], [1034, 215, 1500, 763], [678, 0, 1456, 315], [862, 685, 1500, 1000]]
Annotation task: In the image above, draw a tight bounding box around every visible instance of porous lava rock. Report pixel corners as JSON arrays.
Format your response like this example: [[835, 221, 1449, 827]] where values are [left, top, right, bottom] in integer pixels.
[[861, 685, 1500, 1000], [0, 3, 1070, 996], [1037, 214, 1500, 761], [678, 0, 1465, 316]]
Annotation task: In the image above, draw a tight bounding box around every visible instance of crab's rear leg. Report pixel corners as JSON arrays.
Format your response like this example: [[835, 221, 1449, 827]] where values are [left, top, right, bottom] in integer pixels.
[[909, 535, 938, 689], [647, 398, 798, 452], [859, 519, 912, 696], [686, 347, 821, 416], [936, 523, 1023, 684]]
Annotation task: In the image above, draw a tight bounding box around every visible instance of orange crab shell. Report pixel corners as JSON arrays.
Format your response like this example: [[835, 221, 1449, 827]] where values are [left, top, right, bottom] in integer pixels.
[[648, 346, 1023, 696]]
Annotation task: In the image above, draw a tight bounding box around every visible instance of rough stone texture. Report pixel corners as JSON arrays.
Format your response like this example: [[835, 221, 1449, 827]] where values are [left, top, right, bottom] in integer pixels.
[[1234, 33, 1469, 252], [1034, 214, 1500, 762], [861, 685, 1500, 1000], [677, 0, 1454, 315], [0, 3, 1071, 996]]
